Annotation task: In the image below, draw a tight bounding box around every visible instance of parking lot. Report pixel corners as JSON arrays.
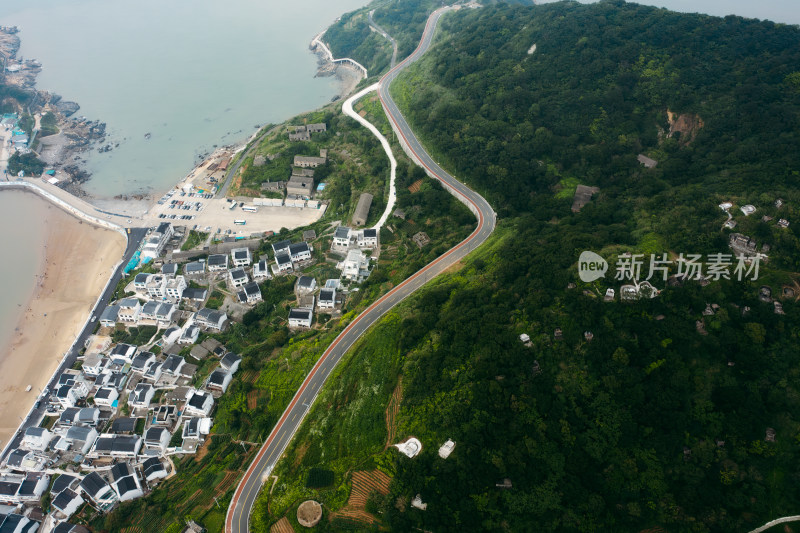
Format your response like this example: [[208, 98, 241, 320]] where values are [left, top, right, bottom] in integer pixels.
[[145, 191, 328, 235], [153, 189, 216, 222]]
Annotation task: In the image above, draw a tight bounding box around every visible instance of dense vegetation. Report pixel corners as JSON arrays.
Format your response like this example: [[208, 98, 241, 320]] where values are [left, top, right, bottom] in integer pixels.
[[253, 2, 800, 532], [393, 1, 800, 219], [39, 111, 58, 137], [324, 9, 393, 75], [8, 151, 45, 176], [322, 0, 442, 78]]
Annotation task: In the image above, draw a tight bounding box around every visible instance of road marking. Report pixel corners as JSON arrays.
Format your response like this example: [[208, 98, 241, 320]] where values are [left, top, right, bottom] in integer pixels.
[[226, 8, 492, 531]]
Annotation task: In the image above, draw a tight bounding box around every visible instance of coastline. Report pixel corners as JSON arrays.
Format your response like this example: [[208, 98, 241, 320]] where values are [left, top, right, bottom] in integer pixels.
[[0, 192, 125, 447], [0, 11, 364, 450]]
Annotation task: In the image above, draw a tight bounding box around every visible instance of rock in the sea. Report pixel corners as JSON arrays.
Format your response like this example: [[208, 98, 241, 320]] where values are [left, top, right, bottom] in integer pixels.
[[55, 100, 80, 117]]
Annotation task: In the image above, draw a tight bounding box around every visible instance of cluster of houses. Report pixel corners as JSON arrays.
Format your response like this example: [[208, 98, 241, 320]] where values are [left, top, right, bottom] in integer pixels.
[[287, 276, 341, 329], [720, 199, 790, 232], [2, 113, 29, 153], [0, 217, 383, 527], [288, 122, 326, 142], [281, 225, 379, 328], [268, 239, 313, 277], [0, 328, 242, 527], [331, 226, 377, 282], [99, 253, 230, 332]]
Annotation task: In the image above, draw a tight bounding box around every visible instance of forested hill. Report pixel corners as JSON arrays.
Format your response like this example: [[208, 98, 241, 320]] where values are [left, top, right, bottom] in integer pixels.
[[256, 2, 800, 533], [393, 0, 800, 218], [323, 0, 532, 76]]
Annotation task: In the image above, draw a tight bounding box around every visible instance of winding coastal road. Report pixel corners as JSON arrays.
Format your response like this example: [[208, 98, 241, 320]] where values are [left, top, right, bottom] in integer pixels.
[[225, 6, 494, 532]]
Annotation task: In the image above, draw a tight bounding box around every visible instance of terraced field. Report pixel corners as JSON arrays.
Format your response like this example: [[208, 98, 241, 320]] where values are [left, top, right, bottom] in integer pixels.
[[330, 469, 392, 526]]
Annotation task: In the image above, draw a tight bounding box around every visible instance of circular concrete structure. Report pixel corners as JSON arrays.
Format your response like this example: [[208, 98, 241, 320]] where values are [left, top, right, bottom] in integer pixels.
[[297, 500, 323, 528]]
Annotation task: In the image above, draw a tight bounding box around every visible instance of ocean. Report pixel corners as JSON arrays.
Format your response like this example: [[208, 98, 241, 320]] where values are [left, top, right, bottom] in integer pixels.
[[0, 0, 366, 385], [0, 0, 368, 198]]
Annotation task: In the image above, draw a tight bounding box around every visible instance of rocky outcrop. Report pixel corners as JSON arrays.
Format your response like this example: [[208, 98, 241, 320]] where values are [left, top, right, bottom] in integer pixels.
[[54, 100, 80, 117], [666, 109, 704, 145]]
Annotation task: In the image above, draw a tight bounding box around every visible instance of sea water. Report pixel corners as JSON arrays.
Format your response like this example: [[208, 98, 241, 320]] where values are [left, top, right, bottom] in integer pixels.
[[0, 0, 368, 198], [0, 0, 366, 376]]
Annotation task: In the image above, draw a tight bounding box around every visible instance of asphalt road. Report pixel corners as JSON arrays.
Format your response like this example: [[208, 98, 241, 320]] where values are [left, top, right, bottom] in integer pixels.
[[217, 125, 279, 199], [0, 227, 147, 460], [225, 6, 494, 532]]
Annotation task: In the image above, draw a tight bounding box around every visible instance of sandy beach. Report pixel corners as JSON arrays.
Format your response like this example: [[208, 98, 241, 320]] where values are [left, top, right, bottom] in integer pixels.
[[0, 196, 125, 447]]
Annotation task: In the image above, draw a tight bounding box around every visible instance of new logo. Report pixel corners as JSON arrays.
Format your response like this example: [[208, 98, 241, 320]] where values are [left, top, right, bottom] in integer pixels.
[[578, 251, 608, 282]]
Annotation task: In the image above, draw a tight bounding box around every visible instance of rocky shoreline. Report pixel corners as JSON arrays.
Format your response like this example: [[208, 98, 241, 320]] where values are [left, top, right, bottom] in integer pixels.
[[0, 24, 361, 205], [309, 37, 365, 102], [0, 25, 107, 196]]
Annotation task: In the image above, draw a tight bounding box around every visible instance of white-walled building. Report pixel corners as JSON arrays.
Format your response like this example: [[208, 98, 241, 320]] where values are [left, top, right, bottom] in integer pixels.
[[207, 254, 229, 272], [110, 343, 137, 364], [332, 226, 351, 247], [205, 369, 232, 394], [184, 389, 214, 417], [128, 383, 155, 410], [289, 242, 312, 264], [144, 427, 171, 454], [65, 426, 99, 455], [110, 462, 144, 502], [93, 387, 119, 409], [165, 275, 187, 302], [229, 267, 249, 288], [141, 223, 174, 259], [288, 308, 313, 328], [252, 258, 271, 280], [231, 247, 252, 267], [143, 457, 168, 483], [274, 252, 293, 273], [80, 471, 119, 511], [341, 249, 370, 282], [220, 352, 242, 374], [145, 275, 168, 300], [21, 427, 51, 452], [195, 308, 228, 331], [317, 289, 336, 309], [117, 298, 141, 323], [295, 275, 317, 294], [90, 434, 142, 459], [238, 282, 263, 305], [357, 228, 379, 248]]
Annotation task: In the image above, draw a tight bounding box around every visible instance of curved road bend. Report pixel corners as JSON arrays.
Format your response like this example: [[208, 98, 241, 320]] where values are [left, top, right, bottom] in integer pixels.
[[226, 6, 494, 532]]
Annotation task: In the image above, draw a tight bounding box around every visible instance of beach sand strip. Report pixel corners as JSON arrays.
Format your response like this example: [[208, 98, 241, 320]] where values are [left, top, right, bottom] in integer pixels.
[[0, 197, 125, 446]]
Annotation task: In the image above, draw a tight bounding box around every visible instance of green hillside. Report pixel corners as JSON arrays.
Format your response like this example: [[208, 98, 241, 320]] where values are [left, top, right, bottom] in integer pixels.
[[257, 2, 800, 532]]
